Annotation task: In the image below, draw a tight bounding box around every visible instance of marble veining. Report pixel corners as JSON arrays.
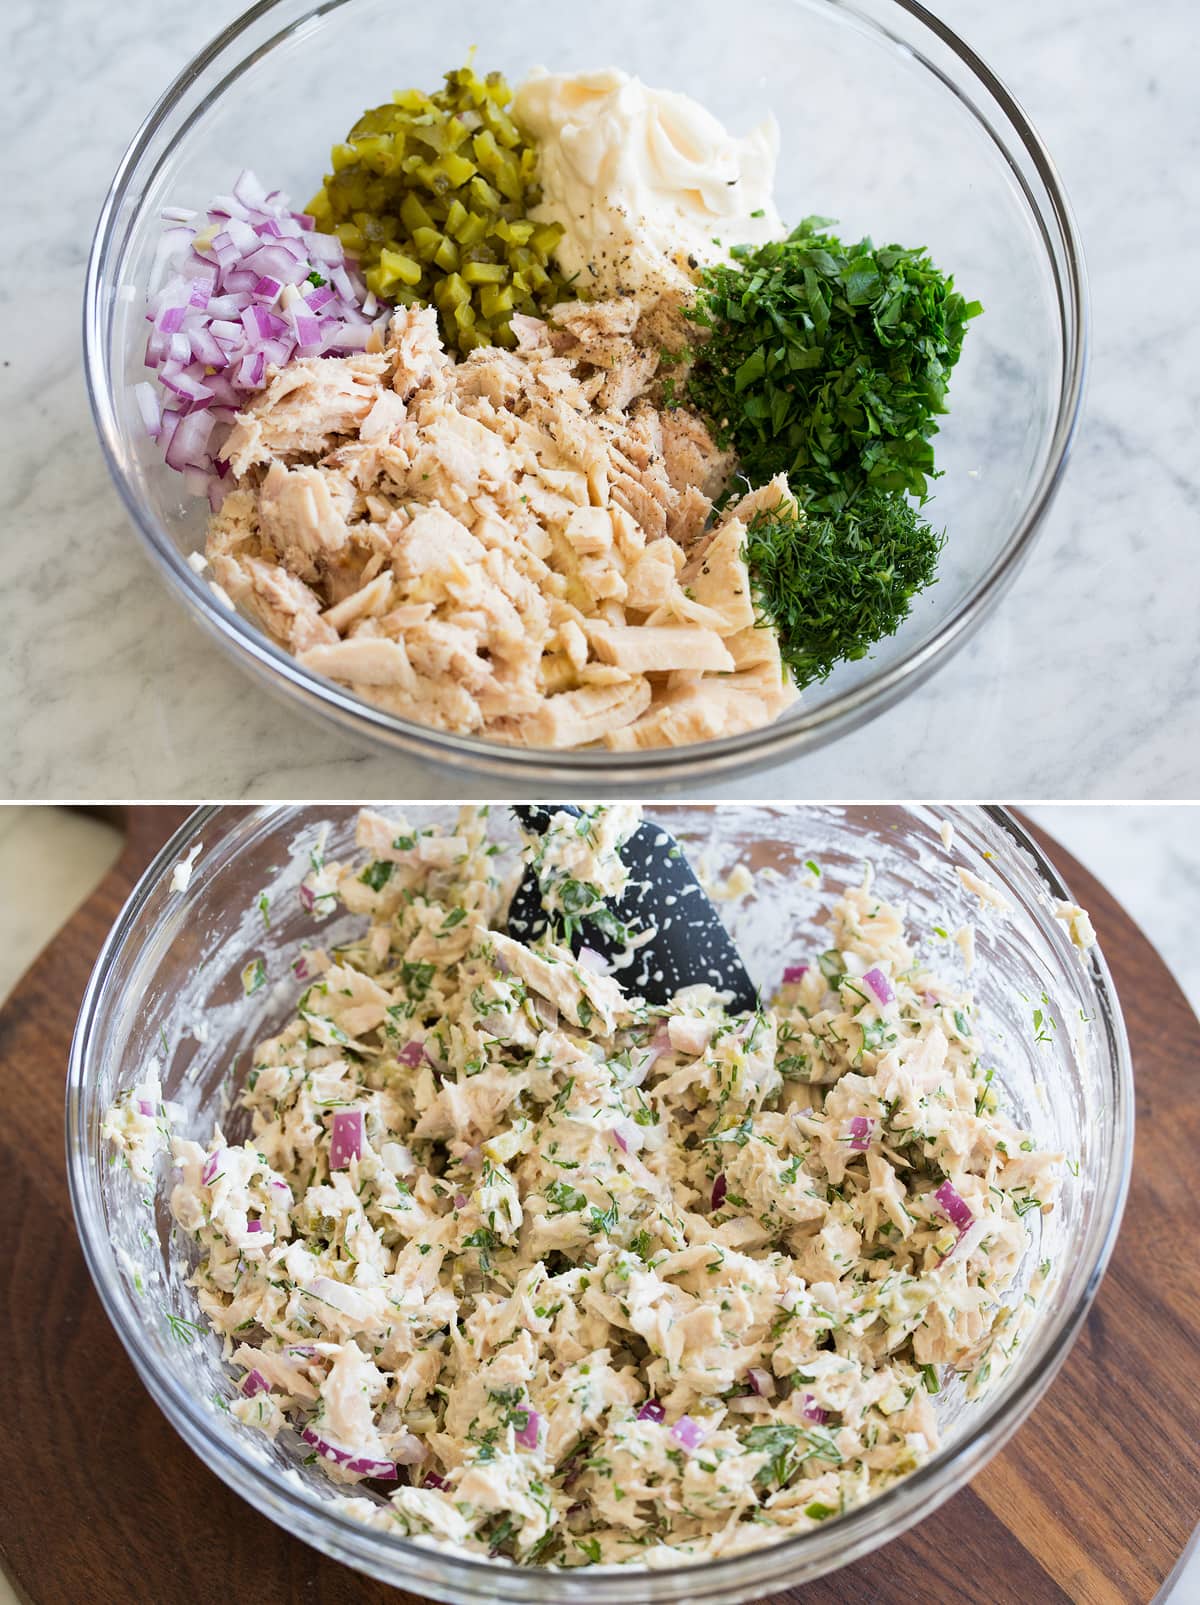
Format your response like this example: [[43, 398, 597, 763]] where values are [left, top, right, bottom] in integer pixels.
[[1, 0, 1197, 800]]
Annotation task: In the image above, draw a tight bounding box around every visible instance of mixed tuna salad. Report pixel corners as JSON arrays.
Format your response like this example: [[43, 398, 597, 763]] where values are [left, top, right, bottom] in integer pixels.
[[104, 808, 1060, 1569], [136, 59, 978, 749]]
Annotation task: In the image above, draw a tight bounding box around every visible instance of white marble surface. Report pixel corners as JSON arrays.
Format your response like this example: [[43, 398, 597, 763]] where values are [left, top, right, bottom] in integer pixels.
[[0, 803, 1197, 1603], [2, 0, 1198, 800]]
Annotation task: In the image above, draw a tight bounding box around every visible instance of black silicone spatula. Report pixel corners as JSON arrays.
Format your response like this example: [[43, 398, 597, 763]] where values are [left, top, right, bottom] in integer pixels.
[[507, 805, 759, 1012]]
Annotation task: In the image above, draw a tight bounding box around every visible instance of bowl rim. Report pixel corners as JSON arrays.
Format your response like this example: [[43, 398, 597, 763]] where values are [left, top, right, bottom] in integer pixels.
[[66, 804, 1133, 1599], [82, 0, 1090, 786]]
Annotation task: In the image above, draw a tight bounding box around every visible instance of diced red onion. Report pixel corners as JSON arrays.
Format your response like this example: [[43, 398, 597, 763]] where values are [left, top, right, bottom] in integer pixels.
[[242, 1368, 270, 1398], [329, 1108, 364, 1170], [670, 1415, 705, 1452], [138, 1098, 154, 1117], [346, 1455, 399, 1480], [292, 955, 309, 979], [293, 313, 323, 352], [637, 1399, 665, 1423], [782, 964, 809, 984], [164, 408, 215, 472], [138, 170, 388, 502], [156, 303, 187, 334], [201, 1150, 223, 1186], [271, 1180, 291, 1196], [299, 883, 317, 912], [863, 967, 895, 1007], [423, 1471, 449, 1491], [453, 1193, 467, 1209], [515, 1407, 540, 1449], [237, 350, 266, 390], [577, 945, 610, 975], [711, 1173, 728, 1210], [133, 382, 161, 439], [923, 991, 939, 1007], [747, 1367, 775, 1398], [397, 1039, 426, 1068], [802, 1394, 828, 1424], [246, 1219, 263, 1233], [847, 1116, 874, 1152], [233, 168, 269, 210], [612, 1127, 629, 1154], [934, 1179, 974, 1233], [301, 1426, 352, 1466]]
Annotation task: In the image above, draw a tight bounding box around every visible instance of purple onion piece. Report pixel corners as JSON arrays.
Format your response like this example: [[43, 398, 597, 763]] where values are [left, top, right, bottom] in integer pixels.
[[847, 1116, 874, 1152], [670, 1415, 705, 1452], [346, 1455, 398, 1480], [934, 1179, 974, 1234], [329, 1108, 364, 1170], [515, 1407, 540, 1449], [863, 967, 895, 1007]]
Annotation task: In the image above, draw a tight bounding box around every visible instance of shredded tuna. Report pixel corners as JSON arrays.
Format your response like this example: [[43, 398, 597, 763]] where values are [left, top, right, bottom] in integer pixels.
[[206, 305, 797, 748]]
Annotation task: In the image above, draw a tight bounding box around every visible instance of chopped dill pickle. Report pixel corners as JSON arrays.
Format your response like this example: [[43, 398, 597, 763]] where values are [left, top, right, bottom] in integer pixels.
[[309, 60, 568, 352]]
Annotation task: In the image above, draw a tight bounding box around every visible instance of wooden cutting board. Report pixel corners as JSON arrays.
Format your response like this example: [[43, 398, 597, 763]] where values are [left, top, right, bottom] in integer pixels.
[[2, 808, 1197, 1605]]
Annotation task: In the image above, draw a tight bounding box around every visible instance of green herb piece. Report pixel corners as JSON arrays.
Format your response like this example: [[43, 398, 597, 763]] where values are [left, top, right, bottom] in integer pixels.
[[359, 860, 395, 893], [742, 491, 944, 688], [544, 1180, 588, 1216], [462, 1226, 498, 1270], [687, 216, 980, 508], [165, 1312, 205, 1345]]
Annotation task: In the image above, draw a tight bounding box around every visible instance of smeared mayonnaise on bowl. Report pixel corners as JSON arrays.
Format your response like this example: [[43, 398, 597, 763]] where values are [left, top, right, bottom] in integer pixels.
[[514, 68, 781, 300]]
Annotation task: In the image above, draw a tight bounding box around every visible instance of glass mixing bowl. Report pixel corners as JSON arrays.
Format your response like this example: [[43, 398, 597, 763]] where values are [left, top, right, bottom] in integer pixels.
[[67, 805, 1130, 1600], [83, 0, 1087, 786]]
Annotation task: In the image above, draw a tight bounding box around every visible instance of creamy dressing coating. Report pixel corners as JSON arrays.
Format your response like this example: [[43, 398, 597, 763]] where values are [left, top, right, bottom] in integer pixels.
[[514, 69, 782, 301], [104, 807, 1060, 1568]]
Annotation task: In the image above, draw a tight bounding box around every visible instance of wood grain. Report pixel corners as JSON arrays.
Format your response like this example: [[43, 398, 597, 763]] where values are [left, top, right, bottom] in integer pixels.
[[2, 808, 1197, 1605]]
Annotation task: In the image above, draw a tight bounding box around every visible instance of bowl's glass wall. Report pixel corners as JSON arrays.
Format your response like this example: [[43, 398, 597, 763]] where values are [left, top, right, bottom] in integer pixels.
[[68, 806, 1129, 1602], [88, 0, 1083, 779]]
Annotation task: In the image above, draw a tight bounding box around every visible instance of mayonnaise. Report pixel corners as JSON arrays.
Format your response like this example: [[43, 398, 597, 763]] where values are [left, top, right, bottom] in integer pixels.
[[514, 68, 782, 301]]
